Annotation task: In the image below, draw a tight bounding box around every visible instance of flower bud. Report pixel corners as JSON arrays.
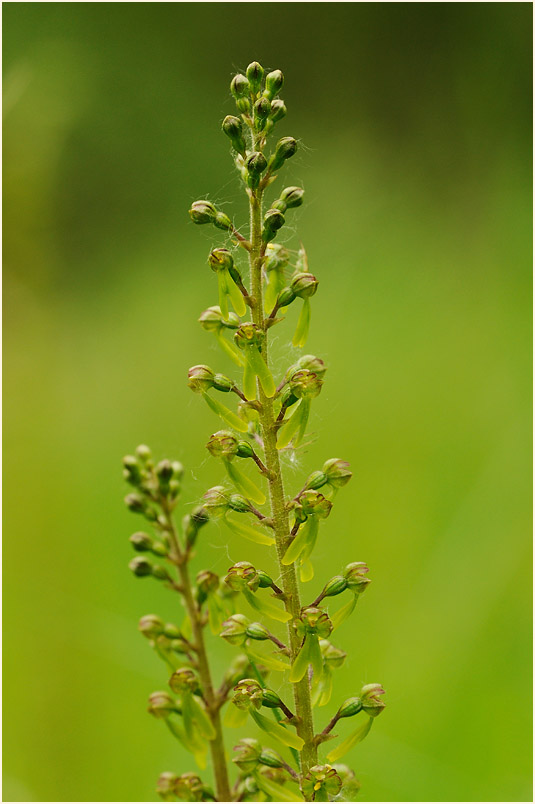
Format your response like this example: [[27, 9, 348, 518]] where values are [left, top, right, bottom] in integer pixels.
[[213, 373, 233, 393], [139, 614, 165, 639], [236, 440, 254, 459], [163, 622, 182, 640], [233, 738, 262, 773], [273, 186, 304, 213], [220, 613, 250, 645], [261, 688, 284, 709], [264, 243, 289, 272], [245, 621, 270, 641], [123, 455, 143, 486], [344, 562, 371, 594], [187, 364, 215, 394], [246, 61, 264, 94], [183, 506, 209, 548], [156, 771, 178, 799], [206, 430, 239, 458], [197, 569, 219, 596], [169, 667, 198, 694], [360, 683, 386, 717], [323, 458, 352, 487], [269, 99, 287, 122], [222, 115, 247, 155], [124, 493, 157, 520], [338, 697, 363, 718], [228, 493, 253, 513], [253, 97, 271, 130], [297, 489, 332, 518], [151, 564, 171, 581], [223, 653, 251, 687], [246, 151, 268, 189], [256, 569, 274, 588], [270, 136, 297, 171], [298, 354, 327, 377], [262, 209, 285, 243], [231, 73, 249, 99], [264, 69, 284, 100], [130, 531, 153, 552], [291, 272, 318, 299], [302, 765, 342, 800], [259, 747, 285, 768], [202, 485, 229, 513], [192, 505, 210, 526], [148, 691, 177, 719], [289, 368, 323, 399], [320, 639, 347, 669], [275, 286, 296, 309], [174, 773, 205, 803], [236, 97, 251, 114], [233, 677, 263, 710], [135, 443, 152, 462], [297, 606, 333, 639], [304, 470, 327, 490], [225, 561, 259, 592], [128, 556, 153, 577], [156, 459, 174, 494], [214, 210, 233, 232], [199, 305, 240, 332], [322, 575, 348, 598], [189, 200, 216, 225]]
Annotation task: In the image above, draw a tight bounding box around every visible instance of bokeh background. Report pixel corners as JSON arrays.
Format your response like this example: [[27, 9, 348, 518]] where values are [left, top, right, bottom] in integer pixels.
[[3, 3, 532, 802]]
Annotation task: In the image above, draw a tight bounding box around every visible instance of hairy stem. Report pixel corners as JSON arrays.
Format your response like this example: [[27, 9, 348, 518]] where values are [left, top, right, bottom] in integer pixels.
[[163, 508, 231, 802], [248, 189, 318, 791]]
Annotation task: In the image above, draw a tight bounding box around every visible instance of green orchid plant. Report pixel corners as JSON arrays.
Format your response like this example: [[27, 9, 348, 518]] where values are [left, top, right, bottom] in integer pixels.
[[123, 61, 386, 803]]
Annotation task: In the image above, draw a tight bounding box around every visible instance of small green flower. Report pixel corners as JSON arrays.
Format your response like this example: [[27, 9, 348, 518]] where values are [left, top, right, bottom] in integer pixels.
[[344, 562, 371, 594], [169, 667, 198, 694], [138, 614, 165, 639], [225, 562, 260, 592], [301, 765, 342, 800], [360, 683, 386, 717], [189, 200, 216, 224], [147, 691, 178, 719], [233, 738, 262, 774], [323, 458, 352, 488], [220, 613, 250, 646], [206, 430, 239, 459], [232, 678, 264, 710]]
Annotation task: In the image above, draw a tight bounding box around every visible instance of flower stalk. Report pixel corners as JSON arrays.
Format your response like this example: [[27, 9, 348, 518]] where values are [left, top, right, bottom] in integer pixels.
[[122, 61, 385, 803]]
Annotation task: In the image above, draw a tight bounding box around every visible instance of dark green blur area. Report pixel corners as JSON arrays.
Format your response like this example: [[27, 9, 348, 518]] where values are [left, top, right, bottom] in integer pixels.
[[3, 3, 532, 802]]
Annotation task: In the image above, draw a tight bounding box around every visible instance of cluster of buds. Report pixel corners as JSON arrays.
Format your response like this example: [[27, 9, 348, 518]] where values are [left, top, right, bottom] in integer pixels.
[[123, 445, 183, 517]]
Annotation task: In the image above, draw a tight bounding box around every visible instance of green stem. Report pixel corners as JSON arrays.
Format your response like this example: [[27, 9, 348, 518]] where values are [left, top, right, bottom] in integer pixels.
[[162, 504, 231, 802], [248, 188, 318, 792]]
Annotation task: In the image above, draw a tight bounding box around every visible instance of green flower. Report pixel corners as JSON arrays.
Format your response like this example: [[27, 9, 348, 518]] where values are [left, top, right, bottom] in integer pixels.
[[301, 765, 342, 800]]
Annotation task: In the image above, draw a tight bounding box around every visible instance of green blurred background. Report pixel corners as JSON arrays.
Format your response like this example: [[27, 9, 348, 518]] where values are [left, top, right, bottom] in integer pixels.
[[3, 3, 532, 802]]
